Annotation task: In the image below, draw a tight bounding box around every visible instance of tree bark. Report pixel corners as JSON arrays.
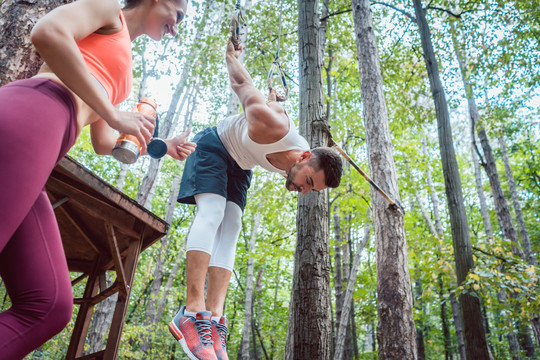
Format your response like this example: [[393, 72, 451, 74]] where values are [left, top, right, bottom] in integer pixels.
[[450, 292, 467, 360], [477, 129, 524, 257], [471, 146, 494, 240], [0, 0, 74, 85], [415, 271, 426, 360], [334, 223, 370, 360], [498, 133, 535, 266], [332, 207, 344, 347], [421, 136, 444, 236], [286, 0, 332, 357], [353, 0, 417, 358], [412, 1, 490, 358]]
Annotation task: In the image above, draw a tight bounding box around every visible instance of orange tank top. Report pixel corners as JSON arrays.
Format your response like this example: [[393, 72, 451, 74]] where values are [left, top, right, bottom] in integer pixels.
[[77, 11, 132, 105]]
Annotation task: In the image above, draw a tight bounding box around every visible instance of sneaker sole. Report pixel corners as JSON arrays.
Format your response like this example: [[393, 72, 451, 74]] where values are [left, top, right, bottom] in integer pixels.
[[169, 321, 200, 360]]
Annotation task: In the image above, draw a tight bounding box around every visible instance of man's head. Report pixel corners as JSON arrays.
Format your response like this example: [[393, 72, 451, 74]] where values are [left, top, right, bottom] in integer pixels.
[[285, 147, 343, 194]]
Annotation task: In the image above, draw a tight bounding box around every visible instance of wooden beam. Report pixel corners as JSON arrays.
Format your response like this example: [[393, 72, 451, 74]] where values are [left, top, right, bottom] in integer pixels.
[[73, 283, 119, 306], [103, 231, 144, 359], [66, 256, 102, 359], [75, 349, 105, 360], [57, 204, 100, 254], [104, 222, 128, 298], [47, 176, 139, 238], [71, 273, 88, 287]]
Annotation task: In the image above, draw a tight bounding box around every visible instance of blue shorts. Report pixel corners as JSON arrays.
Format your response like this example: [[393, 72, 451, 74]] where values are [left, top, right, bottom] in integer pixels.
[[177, 127, 253, 210]]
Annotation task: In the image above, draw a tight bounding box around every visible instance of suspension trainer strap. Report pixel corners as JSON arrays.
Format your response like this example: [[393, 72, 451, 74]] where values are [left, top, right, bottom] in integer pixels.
[[267, 0, 289, 102], [230, 0, 246, 49]]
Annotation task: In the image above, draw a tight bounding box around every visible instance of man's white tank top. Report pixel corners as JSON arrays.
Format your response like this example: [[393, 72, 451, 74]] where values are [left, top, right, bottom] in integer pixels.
[[217, 112, 309, 176]]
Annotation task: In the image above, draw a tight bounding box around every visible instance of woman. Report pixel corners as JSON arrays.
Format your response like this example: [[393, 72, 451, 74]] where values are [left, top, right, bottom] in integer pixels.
[[0, 0, 195, 358]]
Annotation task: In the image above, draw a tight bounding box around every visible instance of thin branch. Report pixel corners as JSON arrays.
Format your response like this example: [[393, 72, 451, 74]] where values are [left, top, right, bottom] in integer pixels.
[[320, 8, 352, 22], [371, 2, 416, 22], [472, 246, 517, 265], [425, 6, 462, 18]]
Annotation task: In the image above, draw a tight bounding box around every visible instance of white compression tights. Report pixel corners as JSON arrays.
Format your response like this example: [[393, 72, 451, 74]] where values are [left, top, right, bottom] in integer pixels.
[[185, 193, 243, 271]]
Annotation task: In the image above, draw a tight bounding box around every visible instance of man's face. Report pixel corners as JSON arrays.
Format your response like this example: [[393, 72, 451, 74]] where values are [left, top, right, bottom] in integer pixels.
[[285, 161, 327, 194]]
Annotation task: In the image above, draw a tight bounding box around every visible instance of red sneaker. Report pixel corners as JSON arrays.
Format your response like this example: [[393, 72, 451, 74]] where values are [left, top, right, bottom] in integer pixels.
[[211, 316, 229, 360], [169, 306, 217, 360]]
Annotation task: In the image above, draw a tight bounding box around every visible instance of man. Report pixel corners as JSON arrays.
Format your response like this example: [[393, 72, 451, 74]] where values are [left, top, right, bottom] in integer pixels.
[[169, 37, 343, 360]]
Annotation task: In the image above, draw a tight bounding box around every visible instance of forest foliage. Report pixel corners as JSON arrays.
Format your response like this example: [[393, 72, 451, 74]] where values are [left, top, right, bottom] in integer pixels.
[[0, 0, 538, 358]]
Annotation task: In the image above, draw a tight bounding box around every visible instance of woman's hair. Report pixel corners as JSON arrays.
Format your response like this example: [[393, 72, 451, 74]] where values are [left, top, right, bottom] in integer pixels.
[[123, 0, 143, 9]]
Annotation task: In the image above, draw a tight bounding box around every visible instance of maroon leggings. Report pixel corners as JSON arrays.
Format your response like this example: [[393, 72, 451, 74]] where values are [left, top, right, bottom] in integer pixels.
[[0, 78, 77, 359]]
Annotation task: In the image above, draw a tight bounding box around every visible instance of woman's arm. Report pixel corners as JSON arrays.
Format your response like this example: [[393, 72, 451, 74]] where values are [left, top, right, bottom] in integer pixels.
[[31, 0, 155, 150]]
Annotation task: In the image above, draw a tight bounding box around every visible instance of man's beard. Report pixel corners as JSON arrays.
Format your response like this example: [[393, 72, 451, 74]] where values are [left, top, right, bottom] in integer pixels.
[[285, 163, 302, 191]]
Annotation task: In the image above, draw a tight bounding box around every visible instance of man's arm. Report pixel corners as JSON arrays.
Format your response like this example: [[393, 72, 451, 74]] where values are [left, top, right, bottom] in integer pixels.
[[225, 38, 266, 110], [225, 38, 288, 141]]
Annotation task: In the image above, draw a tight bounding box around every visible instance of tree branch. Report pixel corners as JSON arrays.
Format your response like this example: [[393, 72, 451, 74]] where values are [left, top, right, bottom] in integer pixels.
[[371, 2, 416, 22], [320, 8, 352, 22]]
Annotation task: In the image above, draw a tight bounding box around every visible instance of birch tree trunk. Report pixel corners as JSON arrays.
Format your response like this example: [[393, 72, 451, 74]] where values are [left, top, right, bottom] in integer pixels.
[[138, 87, 200, 353], [138, 174, 183, 353], [136, 0, 215, 206], [412, 1, 490, 358], [241, 213, 262, 360], [471, 146, 494, 240], [353, 0, 416, 358], [333, 207, 344, 342], [334, 223, 370, 360], [286, 0, 332, 357], [0, 0, 73, 85], [340, 218, 355, 359], [421, 136, 444, 236]]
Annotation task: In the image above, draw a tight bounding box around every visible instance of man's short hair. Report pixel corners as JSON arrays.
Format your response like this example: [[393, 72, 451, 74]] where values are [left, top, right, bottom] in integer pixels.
[[309, 147, 343, 188]]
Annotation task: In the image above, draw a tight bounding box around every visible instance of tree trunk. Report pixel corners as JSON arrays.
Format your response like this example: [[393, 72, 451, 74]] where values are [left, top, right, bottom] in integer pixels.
[[0, 0, 74, 85], [471, 145, 494, 240], [421, 136, 444, 237], [439, 277, 451, 360], [138, 174, 183, 353], [341, 218, 355, 360], [412, 1, 490, 358], [241, 213, 262, 360], [136, 0, 215, 206], [477, 129, 525, 257], [115, 163, 129, 192], [498, 133, 535, 265], [286, 0, 332, 357], [421, 136, 467, 359], [333, 207, 344, 348], [450, 292, 467, 360], [85, 273, 117, 354], [415, 271, 426, 360], [334, 222, 370, 360], [353, 0, 417, 358]]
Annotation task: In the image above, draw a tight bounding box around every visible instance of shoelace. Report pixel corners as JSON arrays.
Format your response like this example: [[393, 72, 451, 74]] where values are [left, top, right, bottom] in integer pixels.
[[215, 322, 228, 348], [194, 319, 214, 346]]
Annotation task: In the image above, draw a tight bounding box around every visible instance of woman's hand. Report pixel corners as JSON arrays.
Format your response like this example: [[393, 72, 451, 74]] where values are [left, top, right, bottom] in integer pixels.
[[108, 109, 156, 153], [165, 129, 197, 161]]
